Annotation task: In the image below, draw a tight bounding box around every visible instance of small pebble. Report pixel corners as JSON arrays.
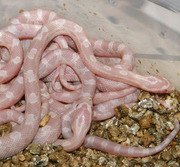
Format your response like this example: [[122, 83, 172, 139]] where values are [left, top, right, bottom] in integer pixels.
[[139, 98, 154, 109], [141, 157, 152, 163], [154, 160, 166, 166], [42, 143, 54, 154], [0, 124, 12, 137], [115, 104, 129, 119], [49, 152, 63, 162], [26, 143, 42, 155], [54, 145, 64, 152], [139, 116, 152, 129], [143, 130, 156, 147], [128, 123, 140, 135], [109, 126, 120, 137], [24, 152, 32, 161], [138, 92, 151, 100], [172, 145, 180, 158], [176, 112, 180, 122], [167, 161, 180, 167], [98, 156, 107, 165], [40, 114, 51, 127], [161, 151, 172, 161], [142, 162, 155, 167], [40, 154, 49, 166], [17, 153, 25, 162], [11, 155, 19, 165], [129, 109, 146, 121]]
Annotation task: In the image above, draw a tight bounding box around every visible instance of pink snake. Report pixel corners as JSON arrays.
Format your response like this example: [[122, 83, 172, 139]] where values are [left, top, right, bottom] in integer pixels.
[[0, 9, 179, 159]]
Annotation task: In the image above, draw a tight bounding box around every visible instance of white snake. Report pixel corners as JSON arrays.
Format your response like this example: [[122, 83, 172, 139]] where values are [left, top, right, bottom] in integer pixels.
[[0, 9, 179, 159]]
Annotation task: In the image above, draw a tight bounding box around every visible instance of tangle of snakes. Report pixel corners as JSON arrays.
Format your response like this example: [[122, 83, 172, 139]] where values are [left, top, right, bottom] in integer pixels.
[[0, 9, 179, 159]]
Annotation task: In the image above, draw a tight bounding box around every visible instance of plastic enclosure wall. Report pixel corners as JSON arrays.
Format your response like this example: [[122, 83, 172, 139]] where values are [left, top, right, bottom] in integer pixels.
[[0, 0, 180, 89]]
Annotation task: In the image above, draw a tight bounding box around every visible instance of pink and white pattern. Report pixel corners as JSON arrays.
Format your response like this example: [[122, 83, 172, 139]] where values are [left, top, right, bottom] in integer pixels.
[[0, 9, 178, 159]]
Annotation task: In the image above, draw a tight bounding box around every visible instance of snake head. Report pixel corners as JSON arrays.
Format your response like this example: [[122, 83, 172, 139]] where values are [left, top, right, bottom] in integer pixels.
[[141, 75, 175, 93]]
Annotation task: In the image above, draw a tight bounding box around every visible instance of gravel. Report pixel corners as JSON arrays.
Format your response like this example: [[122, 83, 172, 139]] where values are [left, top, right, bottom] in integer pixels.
[[0, 90, 180, 167]]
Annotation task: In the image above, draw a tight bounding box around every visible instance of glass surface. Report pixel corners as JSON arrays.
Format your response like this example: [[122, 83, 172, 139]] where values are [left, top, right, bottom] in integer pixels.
[[0, 0, 180, 89]]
